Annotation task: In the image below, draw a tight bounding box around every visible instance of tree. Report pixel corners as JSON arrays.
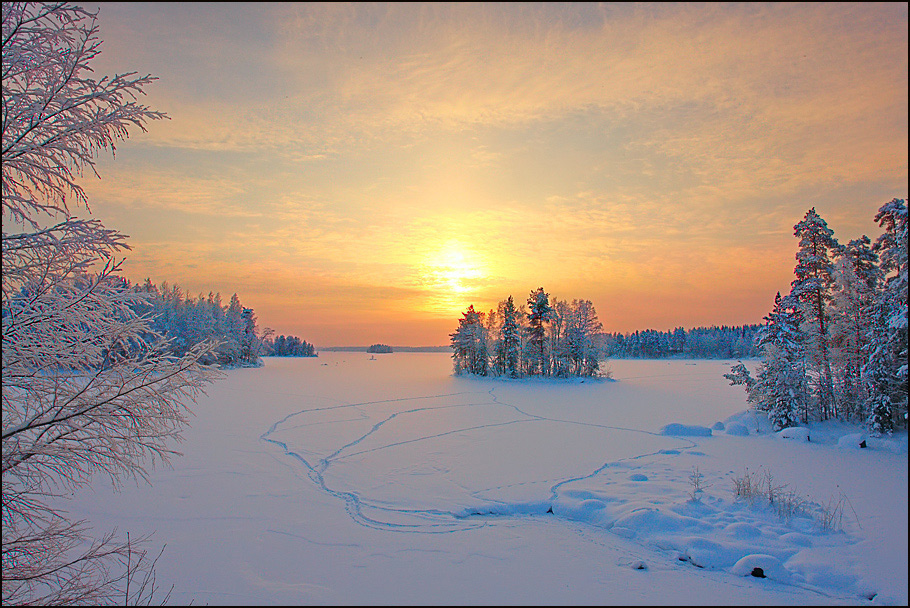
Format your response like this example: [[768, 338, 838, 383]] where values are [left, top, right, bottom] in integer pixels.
[[670, 326, 687, 356], [449, 305, 488, 376], [727, 293, 807, 430], [791, 208, 841, 420], [495, 296, 522, 378], [2, 3, 219, 604], [564, 299, 602, 377], [753, 292, 809, 429], [549, 298, 571, 377], [865, 198, 908, 433], [525, 287, 551, 376], [831, 236, 880, 419]]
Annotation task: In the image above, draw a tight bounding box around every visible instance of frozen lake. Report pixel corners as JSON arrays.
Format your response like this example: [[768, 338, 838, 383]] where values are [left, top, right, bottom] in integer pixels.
[[64, 353, 907, 605]]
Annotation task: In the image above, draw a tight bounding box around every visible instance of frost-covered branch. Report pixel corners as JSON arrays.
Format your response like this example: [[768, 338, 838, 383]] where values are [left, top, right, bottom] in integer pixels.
[[2, 1, 167, 226]]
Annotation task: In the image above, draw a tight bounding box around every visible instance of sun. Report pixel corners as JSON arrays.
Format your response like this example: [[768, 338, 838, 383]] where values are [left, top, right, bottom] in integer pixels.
[[418, 240, 487, 313]]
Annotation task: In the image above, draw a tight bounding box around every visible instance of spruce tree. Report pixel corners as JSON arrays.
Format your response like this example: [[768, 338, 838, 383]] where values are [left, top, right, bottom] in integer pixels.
[[750, 292, 809, 429]]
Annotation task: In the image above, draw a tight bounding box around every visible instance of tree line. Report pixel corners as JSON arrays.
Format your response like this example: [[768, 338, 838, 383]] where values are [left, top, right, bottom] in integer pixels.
[[602, 326, 762, 359], [107, 278, 317, 367], [726, 201, 908, 434], [269, 334, 317, 357]]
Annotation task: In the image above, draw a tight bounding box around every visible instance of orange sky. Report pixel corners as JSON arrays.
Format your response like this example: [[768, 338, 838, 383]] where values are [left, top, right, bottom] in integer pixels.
[[69, 2, 907, 346]]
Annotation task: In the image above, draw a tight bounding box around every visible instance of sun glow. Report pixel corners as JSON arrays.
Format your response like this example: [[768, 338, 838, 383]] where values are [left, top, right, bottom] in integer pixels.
[[418, 240, 488, 315]]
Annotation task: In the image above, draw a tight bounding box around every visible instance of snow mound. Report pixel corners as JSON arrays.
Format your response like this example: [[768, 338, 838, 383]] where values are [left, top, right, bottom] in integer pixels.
[[613, 507, 695, 533], [777, 427, 811, 442], [724, 522, 761, 539], [680, 537, 745, 570], [724, 410, 773, 434], [712, 421, 725, 431], [730, 554, 792, 582], [725, 422, 749, 436], [659, 423, 712, 437]]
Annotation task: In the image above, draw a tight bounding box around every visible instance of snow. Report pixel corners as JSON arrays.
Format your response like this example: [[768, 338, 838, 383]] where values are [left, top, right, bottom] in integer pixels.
[[60, 354, 907, 605], [724, 421, 750, 436], [777, 426, 812, 442]]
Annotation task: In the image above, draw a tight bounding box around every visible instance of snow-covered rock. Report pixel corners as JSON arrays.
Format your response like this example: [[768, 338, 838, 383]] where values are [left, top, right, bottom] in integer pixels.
[[730, 554, 792, 582]]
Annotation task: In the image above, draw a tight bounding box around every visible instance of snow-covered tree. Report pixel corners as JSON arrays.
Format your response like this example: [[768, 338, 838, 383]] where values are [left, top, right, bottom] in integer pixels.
[[565, 299, 603, 377], [525, 287, 551, 376], [754, 293, 809, 429], [831, 236, 881, 420], [670, 327, 687, 356], [791, 208, 842, 420], [494, 296, 522, 378], [864, 198, 908, 433], [2, 3, 218, 604], [549, 298, 571, 377], [450, 305, 488, 376], [727, 293, 808, 430]]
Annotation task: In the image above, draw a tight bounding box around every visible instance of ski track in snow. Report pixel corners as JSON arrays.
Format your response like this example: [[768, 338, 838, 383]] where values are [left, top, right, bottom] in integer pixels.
[[260, 387, 686, 531], [260, 385, 876, 603]]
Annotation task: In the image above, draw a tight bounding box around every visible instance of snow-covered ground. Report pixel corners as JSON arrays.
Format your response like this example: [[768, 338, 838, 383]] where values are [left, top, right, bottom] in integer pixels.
[[63, 353, 907, 605]]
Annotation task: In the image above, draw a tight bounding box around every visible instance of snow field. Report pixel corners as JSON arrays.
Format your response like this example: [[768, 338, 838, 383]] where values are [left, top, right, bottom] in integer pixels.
[[59, 354, 907, 605]]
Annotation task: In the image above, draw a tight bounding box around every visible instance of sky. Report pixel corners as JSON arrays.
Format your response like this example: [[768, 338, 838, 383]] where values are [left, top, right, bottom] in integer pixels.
[[73, 2, 907, 346]]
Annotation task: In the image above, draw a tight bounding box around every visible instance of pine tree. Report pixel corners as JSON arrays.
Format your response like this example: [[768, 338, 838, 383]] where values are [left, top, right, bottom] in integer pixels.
[[524, 287, 551, 376], [791, 208, 842, 420]]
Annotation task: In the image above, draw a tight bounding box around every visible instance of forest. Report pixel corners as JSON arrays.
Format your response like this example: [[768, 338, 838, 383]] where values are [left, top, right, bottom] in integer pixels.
[[450, 291, 604, 378], [115, 278, 316, 366]]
